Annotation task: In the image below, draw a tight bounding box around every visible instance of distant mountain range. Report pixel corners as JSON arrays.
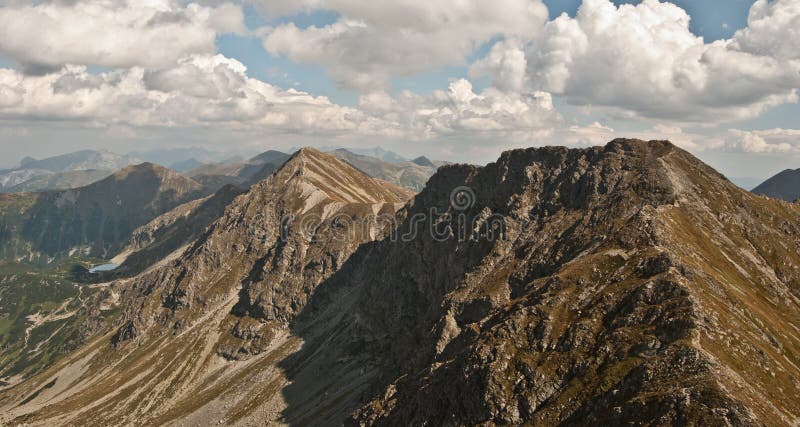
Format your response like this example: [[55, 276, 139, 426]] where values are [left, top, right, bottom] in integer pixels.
[[0, 150, 138, 192], [292, 145, 412, 164], [329, 149, 447, 191], [127, 147, 248, 170], [2, 146, 446, 195]]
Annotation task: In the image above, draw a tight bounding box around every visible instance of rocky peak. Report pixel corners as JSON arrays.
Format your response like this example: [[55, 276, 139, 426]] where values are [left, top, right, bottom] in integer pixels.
[[275, 147, 413, 204], [412, 155, 435, 167], [332, 139, 800, 425], [108, 146, 414, 350]]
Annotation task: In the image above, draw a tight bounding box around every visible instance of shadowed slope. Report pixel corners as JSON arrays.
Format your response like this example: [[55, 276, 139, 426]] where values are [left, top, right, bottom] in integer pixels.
[[0, 163, 205, 262], [280, 139, 800, 426]]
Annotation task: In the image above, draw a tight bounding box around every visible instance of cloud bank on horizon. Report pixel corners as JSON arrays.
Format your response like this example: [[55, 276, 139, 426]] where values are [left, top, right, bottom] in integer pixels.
[[0, 0, 798, 175]]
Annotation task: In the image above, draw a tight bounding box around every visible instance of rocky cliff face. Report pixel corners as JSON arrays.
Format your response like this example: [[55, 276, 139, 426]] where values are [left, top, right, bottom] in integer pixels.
[[2, 140, 799, 426], [321, 139, 800, 425]]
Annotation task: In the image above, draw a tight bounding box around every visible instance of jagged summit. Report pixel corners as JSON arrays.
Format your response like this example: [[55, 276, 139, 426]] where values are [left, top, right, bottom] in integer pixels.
[[453, 138, 735, 213], [248, 150, 290, 164]]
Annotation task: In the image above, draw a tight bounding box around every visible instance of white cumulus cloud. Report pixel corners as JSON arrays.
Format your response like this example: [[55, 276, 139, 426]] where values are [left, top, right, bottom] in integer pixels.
[[468, 39, 528, 93], [0, 0, 245, 73], [727, 128, 800, 153], [260, 0, 549, 90], [359, 79, 562, 141], [523, 0, 800, 122], [0, 54, 376, 135]]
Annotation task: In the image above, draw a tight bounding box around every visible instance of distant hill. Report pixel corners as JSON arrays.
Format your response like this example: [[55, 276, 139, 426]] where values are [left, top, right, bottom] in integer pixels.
[[0, 163, 206, 262], [127, 147, 244, 168], [752, 169, 800, 201], [411, 156, 435, 167], [188, 150, 291, 191], [349, 146, 409, 163], [6, 170, 113, 193], [0, 150, 137, 192], [169, 158, 205, 173]]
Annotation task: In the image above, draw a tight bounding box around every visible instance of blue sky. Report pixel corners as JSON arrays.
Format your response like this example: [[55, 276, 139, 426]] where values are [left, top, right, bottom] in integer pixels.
[[0, 0, 798, 186]]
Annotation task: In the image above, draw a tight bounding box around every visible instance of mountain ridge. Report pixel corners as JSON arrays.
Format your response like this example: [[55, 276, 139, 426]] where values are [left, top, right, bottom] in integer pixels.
[[0, 162, 206, 262], [0, 150, 138, 192], [2, 140, 798, 426]]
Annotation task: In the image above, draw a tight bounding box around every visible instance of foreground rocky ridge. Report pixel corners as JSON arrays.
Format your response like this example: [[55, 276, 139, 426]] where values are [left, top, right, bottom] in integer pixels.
[[337, 139, 800, 425], [1, 140, 798, 426]]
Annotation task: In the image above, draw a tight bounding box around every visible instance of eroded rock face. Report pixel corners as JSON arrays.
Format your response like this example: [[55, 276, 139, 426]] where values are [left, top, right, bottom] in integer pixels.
[[111, 148, 413, 358], [283, 139, 799, 426]]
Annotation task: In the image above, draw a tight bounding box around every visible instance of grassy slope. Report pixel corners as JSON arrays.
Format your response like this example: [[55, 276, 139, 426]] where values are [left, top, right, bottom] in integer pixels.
[[0, 259, 118, 382]]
